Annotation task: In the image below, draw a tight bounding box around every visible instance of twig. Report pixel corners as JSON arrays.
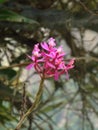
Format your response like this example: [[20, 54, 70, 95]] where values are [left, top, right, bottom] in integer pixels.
[[15, 76, 45, 130], [20, 83, 27, 118], [74, 0, 97, 15], [75, 56, 98, 62], [0, 56, 98, 70], [0, 61, 31, 70]]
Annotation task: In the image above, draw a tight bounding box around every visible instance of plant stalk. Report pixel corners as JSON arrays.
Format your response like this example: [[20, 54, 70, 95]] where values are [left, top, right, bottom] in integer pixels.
[[15, 77, 45, 130]]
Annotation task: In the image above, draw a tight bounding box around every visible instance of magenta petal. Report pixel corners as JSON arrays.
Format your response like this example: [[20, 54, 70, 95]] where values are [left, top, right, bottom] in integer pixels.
[[47, 62, 55, 69], [26, 63, 34, 70], [67, 65, 74, 69], [31, 56, 35, 61], [32, 43, 40, 54], [68, 58, 75, 65], [67, 59, 75, 69], [57, 53, 65, 58], [27, 54, 32, 59], [58, 62, 65, 69], [44, 52, 56, 58], [48, 37, 56, 47], [37, 59, 44, 62], [41, 42, 49, 51]]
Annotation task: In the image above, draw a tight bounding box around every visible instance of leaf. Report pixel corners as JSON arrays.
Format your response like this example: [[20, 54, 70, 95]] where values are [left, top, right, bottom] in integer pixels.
[[0, 68, 17, 80], [0, 81, 22, 101], [0, 105, 15, 123], [0, 9, 39, 25], [0, 0, 6, 3]]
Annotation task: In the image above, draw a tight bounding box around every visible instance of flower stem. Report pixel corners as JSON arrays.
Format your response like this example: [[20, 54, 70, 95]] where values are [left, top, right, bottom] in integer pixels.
[[15, 77, 45, 130]]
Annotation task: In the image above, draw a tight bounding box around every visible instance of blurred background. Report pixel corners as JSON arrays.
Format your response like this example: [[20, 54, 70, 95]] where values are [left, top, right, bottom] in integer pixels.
[[0, 0, 98, 130]]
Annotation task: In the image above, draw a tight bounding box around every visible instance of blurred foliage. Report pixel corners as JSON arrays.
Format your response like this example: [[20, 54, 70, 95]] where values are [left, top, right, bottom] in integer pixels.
[[0, 9, 39, 25], [0, 0, 6, 3], [0, 0, 98, 130]]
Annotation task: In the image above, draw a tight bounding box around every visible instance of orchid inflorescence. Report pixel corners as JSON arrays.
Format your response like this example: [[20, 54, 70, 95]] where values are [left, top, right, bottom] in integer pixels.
[[26, 38, 75, 80]]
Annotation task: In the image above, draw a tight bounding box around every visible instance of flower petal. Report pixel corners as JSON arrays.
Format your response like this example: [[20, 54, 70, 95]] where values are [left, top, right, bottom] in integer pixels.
[[47, 62, 55, 69], [26, 63, 34, 70], [48, 37, 56, 47], [41, 42, 49, 51], [68, 58, 75, 65]]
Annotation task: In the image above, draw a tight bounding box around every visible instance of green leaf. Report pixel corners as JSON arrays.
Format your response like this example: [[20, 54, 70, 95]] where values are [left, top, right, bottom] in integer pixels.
[[0, 68, 17, 80], [0, 103, 16, 124], [0, 0, 6, 3], [0, 81, 22, 101], [0, 9, 39, 25]]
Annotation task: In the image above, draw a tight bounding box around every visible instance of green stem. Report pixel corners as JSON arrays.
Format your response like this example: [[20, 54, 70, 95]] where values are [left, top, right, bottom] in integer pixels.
[[15, 77, 45, 130]]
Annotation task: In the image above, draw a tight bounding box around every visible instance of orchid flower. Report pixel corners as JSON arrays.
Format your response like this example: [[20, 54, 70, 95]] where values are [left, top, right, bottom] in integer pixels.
[[26, 38, 75, 80]]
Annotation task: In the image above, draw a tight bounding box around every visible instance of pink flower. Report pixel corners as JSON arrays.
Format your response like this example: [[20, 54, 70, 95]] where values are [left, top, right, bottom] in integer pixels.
[[26, 38, 75, 80], [48, 37, 56, 47]]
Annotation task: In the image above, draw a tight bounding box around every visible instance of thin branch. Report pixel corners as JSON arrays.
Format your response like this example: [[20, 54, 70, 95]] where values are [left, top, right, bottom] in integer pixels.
[[0, 61, 31, 70], [0, 56, 98, 70], [15, 76, 45, 130], [74, 0, 97, 15]]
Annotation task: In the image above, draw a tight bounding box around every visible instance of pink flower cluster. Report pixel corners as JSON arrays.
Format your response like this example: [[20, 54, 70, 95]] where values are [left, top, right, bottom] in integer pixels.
[[26, 38, 74, 80]]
